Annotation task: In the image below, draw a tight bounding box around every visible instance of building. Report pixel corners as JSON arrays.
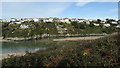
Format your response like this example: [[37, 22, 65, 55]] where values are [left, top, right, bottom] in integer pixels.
[[103, 24, 111, 27], [11, 21, 22, 24], [111, 21, 118, 24], [20, 24, 29, 29], [11, 18, 17, 22], [93, 23, 100, 26], [33, 18, 39, 22]]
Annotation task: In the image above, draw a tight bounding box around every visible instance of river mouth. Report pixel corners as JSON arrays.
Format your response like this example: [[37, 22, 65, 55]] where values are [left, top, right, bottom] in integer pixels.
[[0, 34, 106, 60], [1, 35, 106, 53]]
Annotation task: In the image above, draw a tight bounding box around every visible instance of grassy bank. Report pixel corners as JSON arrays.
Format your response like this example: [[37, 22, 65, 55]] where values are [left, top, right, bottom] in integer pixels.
[[2, 34, 120, 67]]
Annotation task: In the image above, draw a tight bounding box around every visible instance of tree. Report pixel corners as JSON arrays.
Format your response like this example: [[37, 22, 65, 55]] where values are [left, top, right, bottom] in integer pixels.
[[71, 21, 79, 28], [97, 19, 101, 23], [79, 24, 86, 29]]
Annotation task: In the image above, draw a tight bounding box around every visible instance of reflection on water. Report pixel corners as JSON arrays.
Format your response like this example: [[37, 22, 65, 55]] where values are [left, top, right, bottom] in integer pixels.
[[1, 40, 51, 53], [1, 36, 69, 53]]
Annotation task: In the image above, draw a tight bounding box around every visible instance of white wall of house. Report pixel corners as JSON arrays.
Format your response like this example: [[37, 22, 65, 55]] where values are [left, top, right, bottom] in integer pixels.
[[111, 21, 117, 24], [48, 18, 53, 22], [33, 18, 39, 22], [101, 21, 106, 24], [11, 19, 16, 22], [20, 24, 29, 29], [103, 24, 110, 27], [13, 22, 22, 24], [86, 21, 90, 24], [64, 19, 71, 24], [93, 23, 99, 26], [78, 20, 84, 23], [116, 25, 120, 28]]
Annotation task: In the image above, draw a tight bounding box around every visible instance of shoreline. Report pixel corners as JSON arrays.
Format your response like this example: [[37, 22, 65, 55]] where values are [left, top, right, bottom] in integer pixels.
[[53, 36, 104, 41], [0, 33, 107, 42]]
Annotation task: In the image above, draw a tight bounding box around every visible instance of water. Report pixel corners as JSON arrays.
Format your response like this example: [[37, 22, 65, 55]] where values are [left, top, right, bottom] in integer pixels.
[[1, 40, 52, 53], [1, 34, 105, 54]]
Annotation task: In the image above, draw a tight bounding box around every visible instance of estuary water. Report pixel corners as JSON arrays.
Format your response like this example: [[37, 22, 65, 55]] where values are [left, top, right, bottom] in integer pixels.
[[0, 34, 106, 54], [1, 40, 51, 54]]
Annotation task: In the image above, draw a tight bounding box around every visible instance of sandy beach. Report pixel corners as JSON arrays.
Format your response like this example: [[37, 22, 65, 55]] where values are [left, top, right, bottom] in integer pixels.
[[53, 36, 104, 41]]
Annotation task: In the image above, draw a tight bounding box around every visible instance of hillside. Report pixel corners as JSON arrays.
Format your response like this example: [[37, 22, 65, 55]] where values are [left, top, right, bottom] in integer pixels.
[[1, 21, 118, 39]]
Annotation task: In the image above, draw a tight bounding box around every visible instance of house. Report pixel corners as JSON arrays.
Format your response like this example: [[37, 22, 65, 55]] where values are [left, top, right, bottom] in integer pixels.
[[64, 18, 71, 24], [85, 21, 90, 24], [33, 18, 39, 22], [100, 21, 106, 24], [111, 21, 118, 24], [12, 21, 22, 24], [78, 20, 84, 23], [57, 18, 71, 24], [20, 24, 29, 29], [93, 23, 100, 26], [48, 18, 54, 22], [103, 24, 111, 27], [116, 25, 120, 28], [11, 18, 17, 22], [43, 18, 53, 22], [88, 19, 93, 22]]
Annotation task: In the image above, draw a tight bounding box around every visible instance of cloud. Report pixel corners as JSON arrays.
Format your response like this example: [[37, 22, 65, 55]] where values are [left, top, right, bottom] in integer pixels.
[[2, 2, 71, 19]]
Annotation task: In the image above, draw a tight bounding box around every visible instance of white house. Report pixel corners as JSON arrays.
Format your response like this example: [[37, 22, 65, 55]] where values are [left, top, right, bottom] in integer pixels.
[[85, 21, 90, 24], [12, 22, 22, 24], [93, 23, 100, 26], [64, 18, 71, 24], [48, 18, 54, 22], [111, 21, 118, 24], [43, 18, 53, 22], [71, 18, 78, 21], [11, 18, 16, 22], [78, 20, 84, 23], [58, 18, 71, 24], [33, 18, 39, 22], [100, 21, 106, 24], [116, 25, 120, 28], [103, 24, 111, 27], [20, 24, 29, 29]]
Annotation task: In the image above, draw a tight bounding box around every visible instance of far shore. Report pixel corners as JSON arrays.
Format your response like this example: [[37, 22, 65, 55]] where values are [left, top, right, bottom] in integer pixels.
[[0, 39, 12, 42], [53, 36, 104, 41], [0, 33, 108, 42]]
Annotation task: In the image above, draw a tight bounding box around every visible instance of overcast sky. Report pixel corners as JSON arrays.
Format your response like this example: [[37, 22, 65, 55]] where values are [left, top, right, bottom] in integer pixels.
[[1, 2, 118, 20]]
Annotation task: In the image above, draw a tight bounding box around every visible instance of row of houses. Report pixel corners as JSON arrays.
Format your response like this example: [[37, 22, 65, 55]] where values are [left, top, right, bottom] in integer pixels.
[[0, 17, 97, 24], [0, 18, 120, 28], [0, 17, 119, 24]]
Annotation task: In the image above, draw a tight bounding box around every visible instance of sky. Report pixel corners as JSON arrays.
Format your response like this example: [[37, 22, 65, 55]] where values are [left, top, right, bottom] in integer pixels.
[[1, 2, 118, 20]]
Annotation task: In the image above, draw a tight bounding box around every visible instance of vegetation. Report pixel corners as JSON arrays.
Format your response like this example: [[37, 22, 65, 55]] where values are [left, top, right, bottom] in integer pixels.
[[2, 34, 120, 67], [1, 21, 118, 38]]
